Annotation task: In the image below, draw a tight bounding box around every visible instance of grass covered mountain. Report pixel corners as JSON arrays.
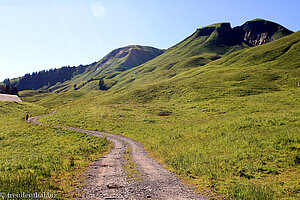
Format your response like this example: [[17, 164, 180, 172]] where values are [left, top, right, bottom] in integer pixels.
[[100, 19, 294, 91], [87, 45, 165, 75], [120, 30, 300, 103], [55, 45, 165, 91]]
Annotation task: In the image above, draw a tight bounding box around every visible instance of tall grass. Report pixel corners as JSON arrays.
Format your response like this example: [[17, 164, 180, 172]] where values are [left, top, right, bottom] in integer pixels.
[[227, 183, 274, 200]]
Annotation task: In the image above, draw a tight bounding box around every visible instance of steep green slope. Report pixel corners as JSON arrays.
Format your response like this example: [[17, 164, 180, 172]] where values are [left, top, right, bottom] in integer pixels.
[[108, 23, 246, 90], [106, 31, 299, 104], [107, 19, 293, 91], [170, 30, 300, 101]]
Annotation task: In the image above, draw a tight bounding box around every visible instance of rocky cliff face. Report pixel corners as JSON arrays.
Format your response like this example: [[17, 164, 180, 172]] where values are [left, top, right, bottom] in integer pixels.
[[192, 19, 293, 49], [233, 19, 294, 46]]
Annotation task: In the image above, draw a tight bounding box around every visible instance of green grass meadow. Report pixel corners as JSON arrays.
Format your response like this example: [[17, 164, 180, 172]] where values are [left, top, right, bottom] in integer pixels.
[[0, 101, 109, 199]]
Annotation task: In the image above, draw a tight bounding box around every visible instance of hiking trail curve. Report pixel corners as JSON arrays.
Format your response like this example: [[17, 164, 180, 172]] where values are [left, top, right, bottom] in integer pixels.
[[29, 112, 207, 200]]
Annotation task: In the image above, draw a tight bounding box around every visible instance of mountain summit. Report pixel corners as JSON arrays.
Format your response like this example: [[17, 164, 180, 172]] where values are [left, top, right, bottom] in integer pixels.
[[186, 18, 293, 53], [65, 45, 165, 91], [91, 45, 164, 75], [233, 19, 294, 46]]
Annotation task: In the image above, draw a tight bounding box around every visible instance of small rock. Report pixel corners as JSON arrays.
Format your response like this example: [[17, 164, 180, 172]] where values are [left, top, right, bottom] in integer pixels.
[[107, 183, 120, 189]]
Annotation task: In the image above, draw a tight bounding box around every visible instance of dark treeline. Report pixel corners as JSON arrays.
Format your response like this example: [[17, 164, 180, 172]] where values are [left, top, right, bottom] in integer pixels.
[[6, 65, 88, 91], [0, 84, 19, 96]]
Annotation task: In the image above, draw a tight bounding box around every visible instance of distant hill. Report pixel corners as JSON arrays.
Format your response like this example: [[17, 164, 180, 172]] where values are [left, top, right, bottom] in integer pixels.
[[6, 45, 164, 92], [90, 45, 165, 75], [53, 45, 164, 92]]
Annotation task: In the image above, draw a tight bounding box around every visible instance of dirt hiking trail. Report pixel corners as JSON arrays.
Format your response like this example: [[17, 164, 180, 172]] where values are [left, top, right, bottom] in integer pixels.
[[29, 112, 208, 200]]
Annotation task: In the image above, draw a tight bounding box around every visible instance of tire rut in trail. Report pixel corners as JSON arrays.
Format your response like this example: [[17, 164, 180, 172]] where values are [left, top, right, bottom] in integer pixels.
[[29, 114, 207, 200]]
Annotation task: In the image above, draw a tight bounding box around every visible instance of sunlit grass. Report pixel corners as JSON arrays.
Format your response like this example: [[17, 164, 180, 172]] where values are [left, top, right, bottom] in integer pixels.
[[0, 101, 109, 198]]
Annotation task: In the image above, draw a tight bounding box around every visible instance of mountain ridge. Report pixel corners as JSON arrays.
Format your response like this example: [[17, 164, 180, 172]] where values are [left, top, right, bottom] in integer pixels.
[[105, 19, 294, 91], [3, 18, 294, 93]]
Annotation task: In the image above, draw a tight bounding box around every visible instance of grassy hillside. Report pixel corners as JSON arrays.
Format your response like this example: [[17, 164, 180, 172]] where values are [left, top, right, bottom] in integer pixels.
[[106, 20, 293, 92], [0, 101, 109, 198], [105, 23, 245, 91], [108, 31, 299, 103], [36, 31, 300, 199]]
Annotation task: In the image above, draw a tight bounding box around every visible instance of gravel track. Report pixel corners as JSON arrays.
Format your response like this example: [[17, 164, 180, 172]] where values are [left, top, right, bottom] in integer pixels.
[[29, 112, 206, 200]]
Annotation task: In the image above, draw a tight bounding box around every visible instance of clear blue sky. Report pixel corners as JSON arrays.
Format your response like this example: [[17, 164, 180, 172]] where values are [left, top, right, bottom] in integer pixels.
[[0, 0, 299, 82]]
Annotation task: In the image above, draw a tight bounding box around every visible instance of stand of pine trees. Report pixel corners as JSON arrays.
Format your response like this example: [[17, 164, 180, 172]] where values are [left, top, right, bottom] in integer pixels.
[[4, 65, 88, 91], [0, 84, 19, 96]]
